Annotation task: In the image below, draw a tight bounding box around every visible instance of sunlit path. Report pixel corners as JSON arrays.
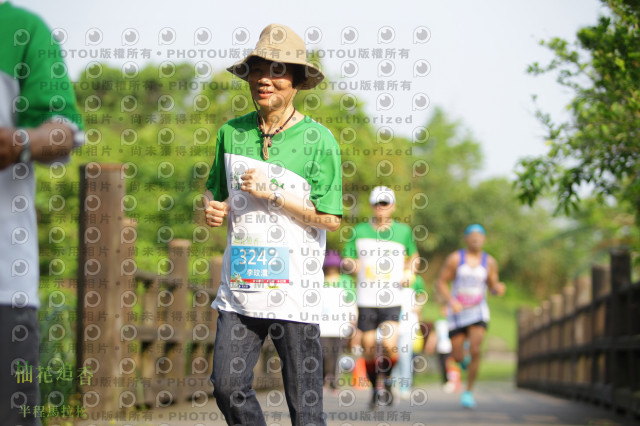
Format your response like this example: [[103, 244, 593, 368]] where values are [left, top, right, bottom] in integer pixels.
[[74, 382, 628, 426]]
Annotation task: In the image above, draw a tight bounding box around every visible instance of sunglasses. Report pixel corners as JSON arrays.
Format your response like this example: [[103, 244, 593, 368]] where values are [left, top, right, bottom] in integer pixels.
[[373, 201, 390, 207]]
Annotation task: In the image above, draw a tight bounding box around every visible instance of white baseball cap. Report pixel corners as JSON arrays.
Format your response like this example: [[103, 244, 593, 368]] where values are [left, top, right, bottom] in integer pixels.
[[369, 186, 396, 205]]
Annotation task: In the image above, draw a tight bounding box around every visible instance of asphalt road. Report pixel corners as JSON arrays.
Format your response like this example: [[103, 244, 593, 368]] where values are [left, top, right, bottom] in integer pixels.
[[75, 382, 632, 426]]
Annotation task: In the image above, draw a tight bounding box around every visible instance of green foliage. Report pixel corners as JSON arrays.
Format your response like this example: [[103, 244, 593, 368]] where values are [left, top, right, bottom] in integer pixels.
[[37, 62, 225, 282], [516, 0, 640, 226], [409, 110, 603, 296], [38, 287, 78, 419], [36, 61, 616, 298], [409, 108, 483, 256]]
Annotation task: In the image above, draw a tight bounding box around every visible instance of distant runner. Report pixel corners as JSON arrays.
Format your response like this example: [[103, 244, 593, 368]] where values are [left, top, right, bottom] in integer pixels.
[[436, 224, 506, 408], [342, 186, 419, 408], [319, 250, 357, 391]]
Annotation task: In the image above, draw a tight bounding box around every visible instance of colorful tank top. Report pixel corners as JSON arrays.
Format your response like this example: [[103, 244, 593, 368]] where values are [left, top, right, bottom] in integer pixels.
[[447, 250, 490, 330]]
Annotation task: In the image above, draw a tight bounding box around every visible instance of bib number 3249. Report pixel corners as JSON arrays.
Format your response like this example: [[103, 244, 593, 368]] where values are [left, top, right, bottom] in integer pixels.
[[230, 245, 290, 290]]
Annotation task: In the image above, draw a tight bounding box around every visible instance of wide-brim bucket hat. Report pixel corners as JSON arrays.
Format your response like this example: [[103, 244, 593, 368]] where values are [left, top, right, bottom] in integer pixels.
[[226, 24, 324, 90]]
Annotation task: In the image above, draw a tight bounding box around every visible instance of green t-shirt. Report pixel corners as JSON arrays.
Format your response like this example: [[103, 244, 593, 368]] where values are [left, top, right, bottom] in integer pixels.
[[206, 111, 343, 215], [342, 221, 418, 307], [206, 111, 344, 323], [0, 2, 83, 129], [342, 221, 418, 259], [411, 274, 426, 292]]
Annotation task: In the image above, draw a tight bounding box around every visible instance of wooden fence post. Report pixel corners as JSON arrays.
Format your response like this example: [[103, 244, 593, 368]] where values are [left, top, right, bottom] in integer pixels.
[[541, 299, 551, 387], [116, 218, 138, 410], [609, 249, 632, 415], [550, 294, 563, 390], [153, 239, 190, 406], [591, 264, 610, 405], [574, 276, 591, 398], [562, 285, 576, 394], [77, 163, 125, 416], [516, 307, 532, 387]]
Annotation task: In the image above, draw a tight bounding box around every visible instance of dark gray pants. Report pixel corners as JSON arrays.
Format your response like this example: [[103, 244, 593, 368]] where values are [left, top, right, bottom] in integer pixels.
[[211, 310, 326, 426], [0, 305, 41, 426]]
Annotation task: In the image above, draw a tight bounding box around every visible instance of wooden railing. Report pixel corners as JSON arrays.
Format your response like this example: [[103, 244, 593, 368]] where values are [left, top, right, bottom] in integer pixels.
[[75, 163, 282, 418], [517, 250, 640, 418]]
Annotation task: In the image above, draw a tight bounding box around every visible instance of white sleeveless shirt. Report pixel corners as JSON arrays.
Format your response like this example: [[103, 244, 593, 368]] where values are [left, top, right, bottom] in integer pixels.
[[446, 250, 490, 330]]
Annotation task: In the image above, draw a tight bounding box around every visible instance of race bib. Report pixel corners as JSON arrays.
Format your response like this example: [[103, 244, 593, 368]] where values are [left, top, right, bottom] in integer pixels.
[[230, 244, 290, 291], [455, 286, 483, 308]]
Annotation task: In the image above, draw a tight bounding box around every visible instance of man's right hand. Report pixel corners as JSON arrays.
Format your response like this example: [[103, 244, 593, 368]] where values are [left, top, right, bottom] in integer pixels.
[[205, 200, 229, 227]]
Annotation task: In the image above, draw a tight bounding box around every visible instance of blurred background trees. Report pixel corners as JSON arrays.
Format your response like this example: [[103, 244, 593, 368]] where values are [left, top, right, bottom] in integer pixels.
[[37, 60, 636, 302], [515, 0, 639, 257]]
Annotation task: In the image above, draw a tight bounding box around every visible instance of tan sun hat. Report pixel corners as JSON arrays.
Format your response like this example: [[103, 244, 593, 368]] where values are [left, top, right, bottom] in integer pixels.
[[226, 24, 324, 90]]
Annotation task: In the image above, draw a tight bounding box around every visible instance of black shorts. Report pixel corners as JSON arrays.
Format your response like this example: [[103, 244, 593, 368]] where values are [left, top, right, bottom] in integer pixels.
[[448, 321, 488, 338], [357, 306, 401, 332]]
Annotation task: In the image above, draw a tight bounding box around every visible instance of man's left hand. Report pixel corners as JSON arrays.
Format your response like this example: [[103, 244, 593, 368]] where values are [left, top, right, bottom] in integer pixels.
[[241, 168, 274, 200]]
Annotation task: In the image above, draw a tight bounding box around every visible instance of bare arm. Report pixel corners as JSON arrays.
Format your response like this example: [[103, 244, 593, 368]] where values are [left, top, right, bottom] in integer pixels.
[[0, 122, 76, 169], [240, 168, 342, 232], [486, 256, 506, 296], [203, 190, 230, 228], [400, 252, 421, 287], [436, 252, 463, 312]]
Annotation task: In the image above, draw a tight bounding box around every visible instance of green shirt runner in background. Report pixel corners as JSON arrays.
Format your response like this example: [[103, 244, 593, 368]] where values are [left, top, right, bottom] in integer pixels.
[[342, 220, 418, 307]]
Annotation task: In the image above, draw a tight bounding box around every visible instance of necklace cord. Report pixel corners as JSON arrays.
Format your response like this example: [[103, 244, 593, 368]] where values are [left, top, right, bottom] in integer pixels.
[[254, 89, 297, 160]]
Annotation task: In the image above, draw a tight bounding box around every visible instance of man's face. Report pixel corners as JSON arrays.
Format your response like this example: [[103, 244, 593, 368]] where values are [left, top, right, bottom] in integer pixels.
[[372, 201, 395, 221], [465, 231, 486, 251], [248, 59, 297, 111]]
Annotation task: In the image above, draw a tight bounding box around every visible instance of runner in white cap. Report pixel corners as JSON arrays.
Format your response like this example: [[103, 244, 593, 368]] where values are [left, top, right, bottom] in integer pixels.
[[342, 186, 420, 408]]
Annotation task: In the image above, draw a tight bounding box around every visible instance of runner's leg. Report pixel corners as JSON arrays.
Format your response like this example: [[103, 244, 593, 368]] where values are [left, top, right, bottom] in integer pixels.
[[379, 320, 400, 375], [271, 321, 325, 426], [439, 353, 449, 383], [211, 311, 268, 426], [449, 331, 467, 363], [466, 324, 486, 391], [361, 329, 378, 387]]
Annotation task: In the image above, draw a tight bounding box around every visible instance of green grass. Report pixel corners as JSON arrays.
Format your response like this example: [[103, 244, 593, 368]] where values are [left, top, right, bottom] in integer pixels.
[[413, 358, 516, 386], [477, 359, 516, 381]]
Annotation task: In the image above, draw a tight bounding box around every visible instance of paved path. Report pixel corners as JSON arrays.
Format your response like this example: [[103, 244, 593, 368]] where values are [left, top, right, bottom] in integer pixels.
[[76, 382, 631, 426]]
